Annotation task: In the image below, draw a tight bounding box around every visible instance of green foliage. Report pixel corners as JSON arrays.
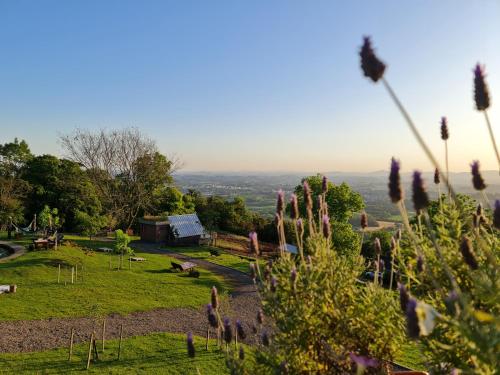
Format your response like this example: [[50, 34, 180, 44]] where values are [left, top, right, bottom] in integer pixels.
[[292, 174, 364, 223], [75, 210, 108, 239], [242, 234, 405, 374], [153, 185, 195, 215], [114, 229, 132, 255], [38, 205, 60, 231], [22, 155, 102, 231], [397, 197, 500, 373], [362, 230, 393, 259]]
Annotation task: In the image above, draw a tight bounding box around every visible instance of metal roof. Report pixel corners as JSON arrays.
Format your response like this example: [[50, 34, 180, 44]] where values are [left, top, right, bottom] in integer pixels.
[[168, 214, 205, 238]]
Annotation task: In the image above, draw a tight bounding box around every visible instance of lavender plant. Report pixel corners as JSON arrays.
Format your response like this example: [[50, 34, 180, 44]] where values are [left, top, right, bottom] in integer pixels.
[[361, 37, 500, 374]]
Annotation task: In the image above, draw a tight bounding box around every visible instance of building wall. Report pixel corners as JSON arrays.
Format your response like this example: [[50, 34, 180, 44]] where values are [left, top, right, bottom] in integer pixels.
[[166, 235, 201, 246], [140, 223, 169, 243]]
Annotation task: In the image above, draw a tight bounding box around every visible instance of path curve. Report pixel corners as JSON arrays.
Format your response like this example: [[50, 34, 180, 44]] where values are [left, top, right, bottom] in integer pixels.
[[0, 242, 260, 353]]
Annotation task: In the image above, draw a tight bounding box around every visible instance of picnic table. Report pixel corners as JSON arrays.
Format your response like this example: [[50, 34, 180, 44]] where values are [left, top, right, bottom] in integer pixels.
[[33, 239, 49, 249], [0, 285, 16, 294]]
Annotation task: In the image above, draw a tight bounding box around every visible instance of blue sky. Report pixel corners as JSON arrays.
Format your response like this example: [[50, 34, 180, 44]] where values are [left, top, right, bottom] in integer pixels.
[[1, 0, 499, 172]]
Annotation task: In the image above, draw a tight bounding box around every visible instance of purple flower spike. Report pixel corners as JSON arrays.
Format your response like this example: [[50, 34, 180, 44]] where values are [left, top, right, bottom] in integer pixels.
[[290, 193, 299, 220], [471, 161, 487, 191], [211, 286, 219, 310], [206, 304, 218, 328], [290, 267, 297, 283], [434, 168, 440, 185], [236, 320, 246, 340], [440, 117, 449, 141], [398, 283, 409, 312], [360, 36, 386, 83], [223, 318, 233, 344], [296, 218, 304, 235], [388, 158, 403, 203], [249, 231, 260, 255], [270, 276, 277, 293], [494, 200, 500, 230], [360, 212, 368, 229], [349, 352, 379, 368], [416, 255, 424, 273], [322, 175, 328, 193], [187, 332, 195, 358], [474, 64, 490, 111], [406, 298, 420, 339], [390, 237, 397, 253], [412, 171, 429, 212], [322, 214, 331, 239], [276, 189, 285, 216], [303, 180, 313, 211], [460, 236, 478, 270]]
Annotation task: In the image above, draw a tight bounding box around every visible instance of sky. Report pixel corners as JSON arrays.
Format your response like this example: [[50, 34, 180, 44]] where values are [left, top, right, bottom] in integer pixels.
[[1, 0, 500, 173]]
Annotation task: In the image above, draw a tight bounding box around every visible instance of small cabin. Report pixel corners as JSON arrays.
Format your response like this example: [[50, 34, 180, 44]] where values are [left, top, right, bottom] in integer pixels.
[[139, 214, 209, 246]]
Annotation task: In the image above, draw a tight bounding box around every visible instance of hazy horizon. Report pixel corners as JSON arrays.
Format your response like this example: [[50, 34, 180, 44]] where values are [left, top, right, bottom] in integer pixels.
[[2, 1, 500, 172]]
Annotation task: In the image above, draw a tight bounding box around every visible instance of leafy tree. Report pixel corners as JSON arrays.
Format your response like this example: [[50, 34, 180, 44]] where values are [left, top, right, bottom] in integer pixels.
[[75, 210, 108, 239], [0, 139, 32, 224], [361, 229, 393, 260], [22, 155, 102, 231], [38, 205, 60, 233], [152, 186, 195, 215], [114, 229, 132, 255]]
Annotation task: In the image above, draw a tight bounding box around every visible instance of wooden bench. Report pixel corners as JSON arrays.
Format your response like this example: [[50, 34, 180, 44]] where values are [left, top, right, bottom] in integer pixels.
[[0, 285, 17, 294], [171, 261, 197, 272]]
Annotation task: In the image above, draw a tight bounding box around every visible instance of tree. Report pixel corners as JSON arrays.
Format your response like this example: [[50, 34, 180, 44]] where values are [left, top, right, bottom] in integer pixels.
[[75, 210, 108, 239], [60, 128, 179, 229], [38, 205, 60, 233], [114, 229, 132, 255], [0, 139, 32, 225], [152, 186, 195, 215], [22, 155, 102, 231]]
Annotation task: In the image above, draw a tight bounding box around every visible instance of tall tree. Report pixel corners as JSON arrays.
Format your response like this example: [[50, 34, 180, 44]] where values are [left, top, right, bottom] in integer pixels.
[[22, 155, 102, 230], [0, 139, 33, 224], [60, 128, 179, 228]]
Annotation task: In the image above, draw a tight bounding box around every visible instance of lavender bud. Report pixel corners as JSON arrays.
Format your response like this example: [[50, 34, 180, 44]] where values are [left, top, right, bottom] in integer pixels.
[[303, 181, 313, 212], [360, 212, 368, 229], [290, 193, 299, 220], [187, 332, 195, 358], [249, 231, 260, 255], [440, 117, 449, 141], [270, 276, 277, 293], [398, 283, 409, 312], [494, 200, 500, 230], [476, 203, 483, 217], [416, 255, 424, 274], [379, 259, 385, 273], [460, 236, 478, 270], [261, 330, 270, 346], [257, 309, 264, 325], [211, 286, 219, 310], [290, 267, 297, 283], [374, 237, 382, 256], [406, 298, 420, 339], [473, 64, 490, 111], [322, 175, 328, 193], [412, 171, 429, 211], [322, 214, 330, 239], [360, 36, 386, 82], [223, 318, 233, 344], [471, 161, 487, 191], [206, 304, 218, 328], [390, 237, 397, 253], [296, 218, 304, 235], [434, 168, 440, 185], [236, 320, 246, 340], [444, 291, 459, 316], [276, 189, 285, 216], [388, 158, 403, 203], [239, 346, 245, 360]]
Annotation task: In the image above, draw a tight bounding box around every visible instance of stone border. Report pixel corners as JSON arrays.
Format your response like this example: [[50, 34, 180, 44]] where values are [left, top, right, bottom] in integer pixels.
[[0, 241, 26, 263]]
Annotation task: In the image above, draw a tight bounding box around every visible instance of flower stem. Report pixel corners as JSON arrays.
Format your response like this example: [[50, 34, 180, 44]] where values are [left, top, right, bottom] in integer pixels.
[[484, 111, 500, 175]]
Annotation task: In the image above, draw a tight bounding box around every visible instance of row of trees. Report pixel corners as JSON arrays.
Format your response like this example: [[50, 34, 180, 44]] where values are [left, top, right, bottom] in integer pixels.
[[1, 132, 365, 245]]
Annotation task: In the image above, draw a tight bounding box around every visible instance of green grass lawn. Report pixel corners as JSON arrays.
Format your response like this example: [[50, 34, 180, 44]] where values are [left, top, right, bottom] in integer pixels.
[[0, 332, 231, 374], [166, 246, 261, 274], [0, 241, 227, 321]]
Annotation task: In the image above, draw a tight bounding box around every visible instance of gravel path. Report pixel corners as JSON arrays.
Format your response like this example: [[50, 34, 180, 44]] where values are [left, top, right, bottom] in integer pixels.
[[0, 242, 261, 353]]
